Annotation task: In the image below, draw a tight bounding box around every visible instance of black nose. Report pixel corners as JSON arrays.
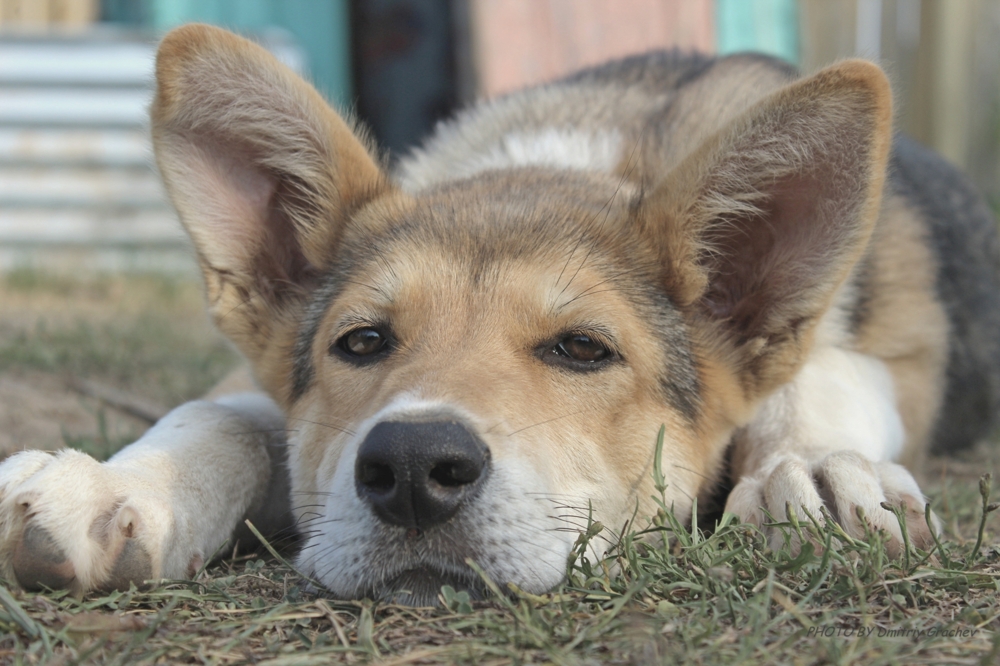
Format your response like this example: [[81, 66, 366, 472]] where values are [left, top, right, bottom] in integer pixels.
[[355, 419, 490, 529]]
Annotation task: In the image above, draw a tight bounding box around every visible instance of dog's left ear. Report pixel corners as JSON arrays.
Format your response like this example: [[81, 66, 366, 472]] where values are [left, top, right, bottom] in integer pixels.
[[151, 24, 390, 361], [641, 60, 892, 394]]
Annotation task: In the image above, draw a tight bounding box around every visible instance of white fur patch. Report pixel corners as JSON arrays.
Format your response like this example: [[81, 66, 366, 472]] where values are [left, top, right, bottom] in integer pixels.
[[478, 128, 623, 172], [397, 128, 623, 192], [724, 348, 923, 547], [750, 347, 905, 469], [795, 348, 904, 463], [0, 396, 285, 592]]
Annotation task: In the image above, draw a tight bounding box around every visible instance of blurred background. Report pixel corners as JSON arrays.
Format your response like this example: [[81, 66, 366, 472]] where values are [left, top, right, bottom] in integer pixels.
[[0, 0, 997, 274]]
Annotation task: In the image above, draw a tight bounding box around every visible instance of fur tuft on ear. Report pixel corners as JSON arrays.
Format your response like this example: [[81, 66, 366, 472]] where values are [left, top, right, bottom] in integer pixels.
[[151, 24, 390, 359], [642, 60, 893, 393]]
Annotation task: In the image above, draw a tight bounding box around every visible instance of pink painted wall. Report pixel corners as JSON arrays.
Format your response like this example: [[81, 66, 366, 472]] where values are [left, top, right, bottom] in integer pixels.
[[471, 0, 715, 98]]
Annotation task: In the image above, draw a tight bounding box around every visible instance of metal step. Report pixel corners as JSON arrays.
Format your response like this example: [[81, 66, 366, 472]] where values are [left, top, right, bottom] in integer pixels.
[[0, 166, 166, 208], [0, 39, 154, 88], [0, 208, 184, 245], [0, 244, 196, 273], [0, 129, 151, 168], [0, 87, 150, 128]]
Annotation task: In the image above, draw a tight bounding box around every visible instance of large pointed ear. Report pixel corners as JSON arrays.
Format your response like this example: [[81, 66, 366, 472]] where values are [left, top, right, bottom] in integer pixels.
[[151, 24, 390, 358], [642, 60, 892, 394]]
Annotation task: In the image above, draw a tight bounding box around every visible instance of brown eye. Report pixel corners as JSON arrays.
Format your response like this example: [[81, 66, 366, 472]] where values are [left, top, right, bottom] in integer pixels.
[[540, 330, 617, 372], [555, 334, 610, 363], [336, 327, 389, 359]]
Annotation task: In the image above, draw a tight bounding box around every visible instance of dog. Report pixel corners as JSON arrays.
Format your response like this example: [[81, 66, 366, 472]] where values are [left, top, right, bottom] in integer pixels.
[[1, 24, 998, 605]]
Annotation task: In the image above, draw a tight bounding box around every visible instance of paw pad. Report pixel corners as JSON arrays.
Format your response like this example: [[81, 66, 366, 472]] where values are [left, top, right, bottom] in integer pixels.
[[12, 522, 76, 591], [101, 539, 153, 592]]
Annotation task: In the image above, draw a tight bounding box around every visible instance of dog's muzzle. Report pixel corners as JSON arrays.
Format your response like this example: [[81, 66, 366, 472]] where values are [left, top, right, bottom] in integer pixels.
[[354, 418, 491, 529]]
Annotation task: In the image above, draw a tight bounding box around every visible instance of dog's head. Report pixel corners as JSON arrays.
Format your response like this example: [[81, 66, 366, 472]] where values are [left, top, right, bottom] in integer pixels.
[[151, 25, 891, 603]]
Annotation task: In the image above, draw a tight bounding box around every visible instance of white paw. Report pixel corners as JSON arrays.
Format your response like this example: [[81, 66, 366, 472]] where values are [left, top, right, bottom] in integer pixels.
[[725, 451, 938, 555], [0, 449, 190, 594]]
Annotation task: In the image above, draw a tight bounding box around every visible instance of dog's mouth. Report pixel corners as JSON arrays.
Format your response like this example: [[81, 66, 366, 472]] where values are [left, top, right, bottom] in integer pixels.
[[374, 565, 486, 606]]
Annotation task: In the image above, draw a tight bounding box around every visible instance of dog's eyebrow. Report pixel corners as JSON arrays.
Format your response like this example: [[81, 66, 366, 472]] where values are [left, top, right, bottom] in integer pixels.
[[332, 310, 391, 332], [552, 266, 648, 312]]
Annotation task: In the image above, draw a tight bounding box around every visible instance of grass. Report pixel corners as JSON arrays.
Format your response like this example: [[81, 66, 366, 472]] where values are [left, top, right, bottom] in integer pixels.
[[0, 316, 236, 407], [0, 475, 997, 665], [0, 269, 239, 409], [0, 269, 240, 457], [0, 270, 998, 664]]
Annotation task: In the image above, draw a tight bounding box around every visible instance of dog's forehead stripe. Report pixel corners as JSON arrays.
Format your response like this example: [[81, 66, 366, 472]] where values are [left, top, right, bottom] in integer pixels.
[[647, 288, 702, 421], [292, 269, 350, 401]]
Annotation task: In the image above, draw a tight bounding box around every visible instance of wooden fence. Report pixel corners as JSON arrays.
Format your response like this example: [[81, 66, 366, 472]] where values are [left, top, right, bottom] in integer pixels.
[[0, 0, 97, 26], [799, 0, 1000, 203]]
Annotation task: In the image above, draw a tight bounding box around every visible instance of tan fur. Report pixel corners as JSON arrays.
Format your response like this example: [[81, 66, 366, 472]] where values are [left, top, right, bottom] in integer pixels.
[[854, 193, 950, 472], [202, 366, 257, 401]]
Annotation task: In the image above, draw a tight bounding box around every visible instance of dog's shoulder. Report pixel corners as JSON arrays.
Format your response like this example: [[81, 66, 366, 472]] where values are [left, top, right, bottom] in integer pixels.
[[886, 136, 1000, 452]]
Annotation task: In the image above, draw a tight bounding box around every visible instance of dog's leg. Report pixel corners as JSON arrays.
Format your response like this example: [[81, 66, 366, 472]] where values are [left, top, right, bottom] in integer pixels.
[[0, 393, 290, 594], [724, 347, 938, 555]]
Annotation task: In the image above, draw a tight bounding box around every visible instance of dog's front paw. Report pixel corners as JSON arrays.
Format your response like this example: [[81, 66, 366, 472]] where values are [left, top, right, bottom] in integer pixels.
[[0, 449, 183, 594], [725, 451, 937, 555]]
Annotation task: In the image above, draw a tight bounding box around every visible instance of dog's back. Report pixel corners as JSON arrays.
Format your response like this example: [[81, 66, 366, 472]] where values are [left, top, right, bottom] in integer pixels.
[[398, 50, 1000, 458]]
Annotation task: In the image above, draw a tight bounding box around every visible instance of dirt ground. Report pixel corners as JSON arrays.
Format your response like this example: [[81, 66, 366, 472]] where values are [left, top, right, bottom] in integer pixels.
[[0, 269, 238, 459]]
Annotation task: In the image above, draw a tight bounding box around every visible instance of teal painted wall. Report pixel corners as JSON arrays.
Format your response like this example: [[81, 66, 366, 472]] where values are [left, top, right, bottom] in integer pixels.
[[715, 0, 799, 65], [102, 0, 351, 108]]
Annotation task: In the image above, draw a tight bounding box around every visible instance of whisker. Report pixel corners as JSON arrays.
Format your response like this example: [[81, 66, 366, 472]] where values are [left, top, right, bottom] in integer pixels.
[[289, 506, 325, 516], [291, 517, 348, 530], [366, 238, 399, 289], [216, 293, 253, 323], [671, 463, 713, 483], [228, 428, 291, 437], [556, 267, 646, 310], [285, 416, 356, 437], [557, 287, 648, 304], [341, 278, 383, 293], [506, 410, 586, 436]]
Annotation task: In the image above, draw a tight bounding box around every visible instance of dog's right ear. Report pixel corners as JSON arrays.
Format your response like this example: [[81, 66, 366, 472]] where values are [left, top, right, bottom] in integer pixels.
[[639, 60, 892, 398], [151, 24, 390, 359]]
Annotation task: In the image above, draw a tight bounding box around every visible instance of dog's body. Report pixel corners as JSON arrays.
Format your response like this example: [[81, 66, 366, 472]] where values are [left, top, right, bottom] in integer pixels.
[[1, 26, 999, 604]]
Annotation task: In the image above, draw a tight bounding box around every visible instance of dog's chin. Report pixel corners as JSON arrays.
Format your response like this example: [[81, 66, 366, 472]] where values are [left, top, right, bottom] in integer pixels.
[[375, 566, 486, 607]]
